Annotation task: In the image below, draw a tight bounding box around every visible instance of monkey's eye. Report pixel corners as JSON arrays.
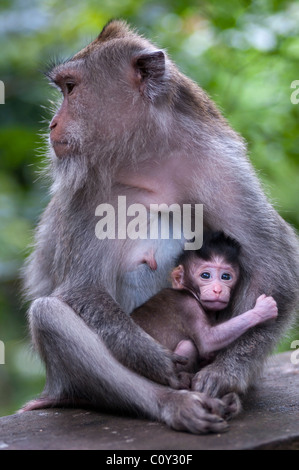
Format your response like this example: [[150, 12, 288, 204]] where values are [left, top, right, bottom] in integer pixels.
[[65, 82, 75, 94], [221, 273, 232, 281], [200, 272, 211, 279]]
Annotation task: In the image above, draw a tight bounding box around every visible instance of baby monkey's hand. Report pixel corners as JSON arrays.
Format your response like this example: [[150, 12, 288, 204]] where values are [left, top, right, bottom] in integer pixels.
[[253, 294, 278, 321]]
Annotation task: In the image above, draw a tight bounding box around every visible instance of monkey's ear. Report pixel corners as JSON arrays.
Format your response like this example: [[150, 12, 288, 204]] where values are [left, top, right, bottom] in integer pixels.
[[132, 50, 166, 101], [171, 265, 185, 290], [97, 20, 132, 42]]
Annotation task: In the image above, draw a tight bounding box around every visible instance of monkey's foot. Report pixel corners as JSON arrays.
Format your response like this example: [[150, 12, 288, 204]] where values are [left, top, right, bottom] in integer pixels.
[[160, 390, 230, 434], [18, 397, 60, 413]]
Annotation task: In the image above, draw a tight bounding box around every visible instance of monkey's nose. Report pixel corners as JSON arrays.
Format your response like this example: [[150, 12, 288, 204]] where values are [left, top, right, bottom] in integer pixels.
[[49, 117, 57, 130], [213, 284, 222, 295]]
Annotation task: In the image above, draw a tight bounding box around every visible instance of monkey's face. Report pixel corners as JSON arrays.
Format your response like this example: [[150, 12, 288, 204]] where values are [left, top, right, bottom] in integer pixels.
[[194, 256, 239, 311], [47, 62, 94, 159], [47, 45, 152, 155]]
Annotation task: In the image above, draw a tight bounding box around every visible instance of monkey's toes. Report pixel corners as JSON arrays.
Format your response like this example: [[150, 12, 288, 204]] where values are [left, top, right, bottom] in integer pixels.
[[160, 390, 229, 434], [220, 392, 242, 420]]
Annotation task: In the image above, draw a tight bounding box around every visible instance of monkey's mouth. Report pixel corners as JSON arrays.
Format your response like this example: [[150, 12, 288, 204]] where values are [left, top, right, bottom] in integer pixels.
[[51, 140, 70, 158], [51, 140, 69, 147], [201, 299, 228, 310]]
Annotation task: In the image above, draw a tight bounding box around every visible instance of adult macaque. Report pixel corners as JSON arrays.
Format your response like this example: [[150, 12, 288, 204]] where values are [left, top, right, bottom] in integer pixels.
[[132, 232, 278, 384], [21, 20, 299, 434]]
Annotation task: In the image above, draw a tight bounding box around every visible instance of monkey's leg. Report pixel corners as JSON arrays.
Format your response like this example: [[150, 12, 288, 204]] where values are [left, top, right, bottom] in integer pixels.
[[56, 286, 185, 390], [25, 296, 230, 434]]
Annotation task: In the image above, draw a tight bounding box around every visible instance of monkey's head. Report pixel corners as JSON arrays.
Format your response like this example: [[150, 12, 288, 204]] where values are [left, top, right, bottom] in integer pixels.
[[171, 232, 241, 311], [47, 21, 170, 159], [44, 20, 226, 191]]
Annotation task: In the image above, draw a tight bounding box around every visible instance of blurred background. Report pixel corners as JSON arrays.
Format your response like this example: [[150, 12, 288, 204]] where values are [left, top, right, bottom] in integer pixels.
[[0, 0, 298, 417]]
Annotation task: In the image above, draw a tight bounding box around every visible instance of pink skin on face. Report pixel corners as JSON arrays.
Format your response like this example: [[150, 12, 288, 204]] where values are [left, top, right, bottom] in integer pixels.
[[194, 256, 239, 311], [191, 256, 239, 312], [170, 255, 239, 312]]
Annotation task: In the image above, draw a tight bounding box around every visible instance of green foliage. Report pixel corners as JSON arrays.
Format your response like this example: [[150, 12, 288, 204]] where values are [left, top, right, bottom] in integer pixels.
[[0, 0, 298, 416]]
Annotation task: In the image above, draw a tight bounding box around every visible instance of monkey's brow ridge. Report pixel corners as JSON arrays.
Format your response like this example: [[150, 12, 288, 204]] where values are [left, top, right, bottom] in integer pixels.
[[42, 56, 76, 81]]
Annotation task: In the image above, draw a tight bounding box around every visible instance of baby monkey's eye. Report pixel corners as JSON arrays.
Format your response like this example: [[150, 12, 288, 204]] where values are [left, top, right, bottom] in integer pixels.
[[221, 273, 232, 281], [200, 272, 211, 279]]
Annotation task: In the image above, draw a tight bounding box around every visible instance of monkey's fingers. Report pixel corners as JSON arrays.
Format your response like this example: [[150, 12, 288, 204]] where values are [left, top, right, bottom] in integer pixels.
[[256, 294, 267, 301], [161, 390, 229, 434], [171, 352, 189, 365], [220, 392, 242, 420], [180, 410, 229, 435]]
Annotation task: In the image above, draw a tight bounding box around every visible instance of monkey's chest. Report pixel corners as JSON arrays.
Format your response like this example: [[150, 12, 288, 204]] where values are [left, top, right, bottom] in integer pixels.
[[115, 238, 185, 314]]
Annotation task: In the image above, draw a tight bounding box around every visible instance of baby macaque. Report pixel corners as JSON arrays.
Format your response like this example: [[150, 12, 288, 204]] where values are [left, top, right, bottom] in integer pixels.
[[131, 232, 278, 383]]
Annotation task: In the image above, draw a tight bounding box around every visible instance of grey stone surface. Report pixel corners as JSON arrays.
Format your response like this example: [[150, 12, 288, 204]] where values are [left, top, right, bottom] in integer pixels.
[[0, 351, 298, 450]]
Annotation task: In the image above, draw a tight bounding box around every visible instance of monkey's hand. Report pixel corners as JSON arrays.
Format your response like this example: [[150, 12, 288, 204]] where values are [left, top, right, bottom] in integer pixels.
[[252, 294, 278, 322], [138, 345, 188, 389]]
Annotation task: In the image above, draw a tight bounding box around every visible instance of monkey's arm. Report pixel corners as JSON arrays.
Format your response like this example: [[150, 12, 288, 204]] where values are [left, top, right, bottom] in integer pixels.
[[56, 285, 183, 388], [194, 295, 278, 356]]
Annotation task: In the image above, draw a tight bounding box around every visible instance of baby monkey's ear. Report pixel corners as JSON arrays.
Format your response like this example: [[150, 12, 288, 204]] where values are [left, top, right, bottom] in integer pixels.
[[171, 265, 185, 290]]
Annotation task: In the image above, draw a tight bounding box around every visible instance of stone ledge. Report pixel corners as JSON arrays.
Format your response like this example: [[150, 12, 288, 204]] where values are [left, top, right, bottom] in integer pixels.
[[0, 351, 298, 450]]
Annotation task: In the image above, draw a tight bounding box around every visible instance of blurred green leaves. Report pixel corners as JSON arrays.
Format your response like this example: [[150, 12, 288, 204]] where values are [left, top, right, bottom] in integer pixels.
[[0, 0, 298, 416]]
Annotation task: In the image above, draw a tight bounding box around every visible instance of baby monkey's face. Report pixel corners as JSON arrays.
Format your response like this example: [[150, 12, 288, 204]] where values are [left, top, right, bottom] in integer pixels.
[[194, 256, 239, 311], [171, 255, 239, 312]]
